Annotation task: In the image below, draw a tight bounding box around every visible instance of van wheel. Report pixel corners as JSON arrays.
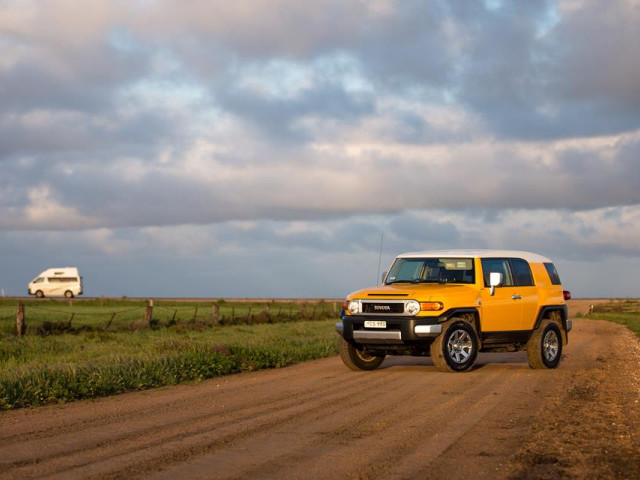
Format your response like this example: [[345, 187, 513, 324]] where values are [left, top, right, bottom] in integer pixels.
[[339, 338, 385, 371], [430, 318, 479, 372], [527, 319, 562, 369], [35, 290, 44, 298], [64, 290, 74, 299]]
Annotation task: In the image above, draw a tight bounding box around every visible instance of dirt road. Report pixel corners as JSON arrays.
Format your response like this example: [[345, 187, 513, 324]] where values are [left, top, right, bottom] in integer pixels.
[[1, 308, 639, 479]]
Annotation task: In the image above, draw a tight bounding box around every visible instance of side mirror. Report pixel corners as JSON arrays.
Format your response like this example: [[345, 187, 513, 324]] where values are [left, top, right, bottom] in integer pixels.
[[489, 272, 503, 296], [381, 271, 387, 284]]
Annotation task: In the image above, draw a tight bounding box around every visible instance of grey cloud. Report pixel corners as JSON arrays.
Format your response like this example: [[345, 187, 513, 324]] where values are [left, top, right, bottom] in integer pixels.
[[2, 208, 639, 298], [388, 212, 461, 248], [2, 132, 640, 231], [453, 0, 640, 139], [214, 78, 375, 141]]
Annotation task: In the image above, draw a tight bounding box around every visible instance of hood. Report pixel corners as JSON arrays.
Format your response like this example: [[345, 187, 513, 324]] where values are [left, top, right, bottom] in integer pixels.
[[349, 283, 476, 300]]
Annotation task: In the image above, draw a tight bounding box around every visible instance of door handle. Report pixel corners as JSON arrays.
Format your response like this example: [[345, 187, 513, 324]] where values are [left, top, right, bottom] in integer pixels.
[[512, 295, 522, 300]]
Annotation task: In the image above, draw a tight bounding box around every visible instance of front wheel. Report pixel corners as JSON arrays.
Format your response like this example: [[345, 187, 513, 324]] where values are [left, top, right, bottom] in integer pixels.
[[339, 338, 385, 371], [526, 319, 563, 369], [430, 318, 479, 372], [35, 290, 44, 298]]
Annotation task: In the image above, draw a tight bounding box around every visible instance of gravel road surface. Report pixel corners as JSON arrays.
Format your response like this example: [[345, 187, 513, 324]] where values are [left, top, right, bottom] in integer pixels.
[[1, 302, 639, 479]]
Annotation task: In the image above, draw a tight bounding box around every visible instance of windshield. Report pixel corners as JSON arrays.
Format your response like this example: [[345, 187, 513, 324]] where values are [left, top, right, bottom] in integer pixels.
[[385, 257, 475, 284]]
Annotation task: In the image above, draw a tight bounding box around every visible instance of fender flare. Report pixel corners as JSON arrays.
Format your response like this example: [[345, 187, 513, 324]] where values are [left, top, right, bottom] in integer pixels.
[[439, 308, 481, 333], [534, 305, 569, 332]]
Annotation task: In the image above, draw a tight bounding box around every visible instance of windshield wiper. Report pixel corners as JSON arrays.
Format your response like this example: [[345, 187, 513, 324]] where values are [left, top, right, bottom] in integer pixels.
[[410, 279, 440, 284]]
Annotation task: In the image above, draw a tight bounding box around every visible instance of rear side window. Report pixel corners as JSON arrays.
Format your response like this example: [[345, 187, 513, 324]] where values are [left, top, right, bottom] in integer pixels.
[[544, 263, 562, 285], [510, 258, 534, 286]]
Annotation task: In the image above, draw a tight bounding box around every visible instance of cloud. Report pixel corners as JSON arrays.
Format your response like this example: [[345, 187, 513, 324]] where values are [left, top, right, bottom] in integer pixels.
[[2, 205, 639, 298], [1, 0, 639, 298]]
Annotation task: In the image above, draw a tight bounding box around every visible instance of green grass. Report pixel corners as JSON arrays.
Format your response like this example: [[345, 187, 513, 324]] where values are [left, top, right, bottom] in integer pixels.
[[0, 298, 341, 335], [583, 300, 640, 338], [588, 312, 640, 337], [0, 319, 340, 409], [0, 297, 342, 410]]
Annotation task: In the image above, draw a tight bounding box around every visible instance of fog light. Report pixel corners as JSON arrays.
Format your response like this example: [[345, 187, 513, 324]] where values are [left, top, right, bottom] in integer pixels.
[[405, 300, 420, 315], [421, 302, 444, 311]]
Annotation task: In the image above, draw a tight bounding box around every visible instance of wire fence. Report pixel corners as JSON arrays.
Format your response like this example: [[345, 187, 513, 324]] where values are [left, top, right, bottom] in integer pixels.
[[0, 299, 342, 337]]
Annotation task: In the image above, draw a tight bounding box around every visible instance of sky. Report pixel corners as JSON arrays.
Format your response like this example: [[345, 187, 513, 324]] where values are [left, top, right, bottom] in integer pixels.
[[1, 0, 639, 299]]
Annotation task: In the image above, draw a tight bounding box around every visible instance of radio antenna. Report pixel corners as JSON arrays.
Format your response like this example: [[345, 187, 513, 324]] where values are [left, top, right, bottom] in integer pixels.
[[376, 232, 384, 285]]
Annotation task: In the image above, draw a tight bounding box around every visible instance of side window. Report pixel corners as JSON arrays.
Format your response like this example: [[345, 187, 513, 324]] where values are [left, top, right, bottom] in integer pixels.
[[509, 258, 534, 286], [481, 258, 514, 287], [33, 277, 44, 284], [544, 262, 562, 285]]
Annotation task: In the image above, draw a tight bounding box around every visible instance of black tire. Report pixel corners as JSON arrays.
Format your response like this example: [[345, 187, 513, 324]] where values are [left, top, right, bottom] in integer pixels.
[[64, 290, 74, 298], [430, 318, 479, 372], [339, 338, 385, 371], [35, 290, 44, 298], [527, 319, 563, 369]]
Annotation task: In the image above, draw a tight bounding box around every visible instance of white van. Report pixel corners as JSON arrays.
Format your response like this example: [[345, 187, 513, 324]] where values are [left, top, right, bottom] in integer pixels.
[[28, 267, 83, 298]]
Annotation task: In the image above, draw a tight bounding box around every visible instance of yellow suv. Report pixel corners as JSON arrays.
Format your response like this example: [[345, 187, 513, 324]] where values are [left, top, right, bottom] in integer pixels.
[[336, 249, 571, 372]]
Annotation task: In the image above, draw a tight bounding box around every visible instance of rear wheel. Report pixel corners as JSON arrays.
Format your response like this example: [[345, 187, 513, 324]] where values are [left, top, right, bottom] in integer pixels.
[[430, 318, 479, 372], [339, 338, 385, 371], [64, 290, 74, 298], [35, 290, 44, 298], [527, 319, 563, 369]]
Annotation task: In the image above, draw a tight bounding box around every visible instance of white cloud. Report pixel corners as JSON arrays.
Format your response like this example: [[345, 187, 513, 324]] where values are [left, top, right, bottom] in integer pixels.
[[1, 0, 639, 297]]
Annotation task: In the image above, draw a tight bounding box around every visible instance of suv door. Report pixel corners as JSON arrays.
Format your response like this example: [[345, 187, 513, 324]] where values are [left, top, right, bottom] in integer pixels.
[[480, 258, 522, 332], [509, 258, 538, 330]]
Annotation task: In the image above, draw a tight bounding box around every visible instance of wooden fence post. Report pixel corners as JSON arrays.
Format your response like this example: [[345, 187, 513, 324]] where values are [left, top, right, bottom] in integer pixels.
[[212, 302, 219, 325], [301, 302, 307, 318], [143, 300, 153, 326], [15, 303, 26, 336], [192, 307, 198, 323]]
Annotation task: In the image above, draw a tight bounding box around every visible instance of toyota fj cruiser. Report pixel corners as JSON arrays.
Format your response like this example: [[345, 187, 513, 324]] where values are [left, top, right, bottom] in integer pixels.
[[336, 250, 571, 372]]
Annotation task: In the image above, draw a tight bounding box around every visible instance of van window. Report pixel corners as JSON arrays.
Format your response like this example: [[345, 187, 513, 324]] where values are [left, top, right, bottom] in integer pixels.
[[33, 277, 45, 284], [48, 277, 78, 283]]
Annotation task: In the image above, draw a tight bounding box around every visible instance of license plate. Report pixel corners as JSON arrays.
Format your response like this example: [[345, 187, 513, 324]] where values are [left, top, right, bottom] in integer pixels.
[[364, 320, 387, 329]]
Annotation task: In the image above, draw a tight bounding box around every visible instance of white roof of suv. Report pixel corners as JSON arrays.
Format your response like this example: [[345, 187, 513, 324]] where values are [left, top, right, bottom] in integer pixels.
[[397, 249, 552, 264]]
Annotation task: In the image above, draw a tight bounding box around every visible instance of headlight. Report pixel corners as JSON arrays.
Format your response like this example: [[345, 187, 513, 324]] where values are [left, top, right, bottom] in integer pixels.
[[348, 300, 360, 314], [405, 300, 420, 315]]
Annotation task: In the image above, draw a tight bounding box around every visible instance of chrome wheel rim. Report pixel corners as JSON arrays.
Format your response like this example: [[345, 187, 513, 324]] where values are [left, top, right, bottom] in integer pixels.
[[543, 329, 559, 362], [447, 329, 473, 364]]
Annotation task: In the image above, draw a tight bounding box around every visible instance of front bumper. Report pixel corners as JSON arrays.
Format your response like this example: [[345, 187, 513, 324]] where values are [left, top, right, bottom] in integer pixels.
[[336, 311, 442, 344]]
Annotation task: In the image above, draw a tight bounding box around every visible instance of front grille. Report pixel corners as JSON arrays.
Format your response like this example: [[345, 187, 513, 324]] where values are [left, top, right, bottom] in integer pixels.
[[362, 302, 404, 314]]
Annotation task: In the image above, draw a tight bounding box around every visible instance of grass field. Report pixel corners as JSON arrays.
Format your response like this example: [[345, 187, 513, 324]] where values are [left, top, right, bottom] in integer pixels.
[[0, 298, 340, 335], [579, 299, 640, 338], [0, 298, 341, 409]]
